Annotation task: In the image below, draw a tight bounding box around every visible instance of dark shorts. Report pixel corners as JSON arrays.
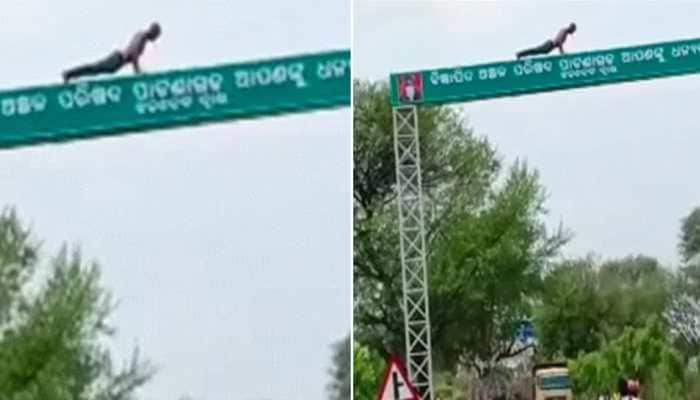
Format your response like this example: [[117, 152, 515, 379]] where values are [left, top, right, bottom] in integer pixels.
[[99, 51, 126, 72], [540, 40, 556, 53]]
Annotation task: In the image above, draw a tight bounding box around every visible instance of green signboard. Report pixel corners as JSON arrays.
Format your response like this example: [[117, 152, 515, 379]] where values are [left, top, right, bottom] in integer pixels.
[[390, 37, 700, 106], [0, 49, 349, 149]]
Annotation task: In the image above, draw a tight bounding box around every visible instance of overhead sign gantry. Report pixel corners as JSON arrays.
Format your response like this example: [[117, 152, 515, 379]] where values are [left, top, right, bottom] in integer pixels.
[[390, 37, 700, 105], [0, 49, 350, 150]]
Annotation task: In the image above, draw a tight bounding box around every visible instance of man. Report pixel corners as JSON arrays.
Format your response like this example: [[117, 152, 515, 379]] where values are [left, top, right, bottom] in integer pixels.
[[62, 22, 162, 83], [516, 23, 576, 59], [617, 378, 641, 400], [623, 379, 641, 400]]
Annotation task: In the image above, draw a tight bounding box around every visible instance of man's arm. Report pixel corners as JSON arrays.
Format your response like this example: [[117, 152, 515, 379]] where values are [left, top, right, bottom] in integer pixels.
[[132, 59, 142, 74], [124, 31, 147, 74], [553, 28, 568, 54]]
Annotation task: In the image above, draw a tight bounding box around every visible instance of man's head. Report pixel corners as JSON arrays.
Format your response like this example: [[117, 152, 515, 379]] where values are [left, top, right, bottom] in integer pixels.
[[146, 22, 162, 41], [627, 379, 640, 396], [568, 22, 577, 34]]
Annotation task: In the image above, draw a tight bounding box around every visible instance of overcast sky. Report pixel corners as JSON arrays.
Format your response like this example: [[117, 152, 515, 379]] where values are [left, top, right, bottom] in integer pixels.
[[0, 1, 350, 400], [354, 0, 700, 266]]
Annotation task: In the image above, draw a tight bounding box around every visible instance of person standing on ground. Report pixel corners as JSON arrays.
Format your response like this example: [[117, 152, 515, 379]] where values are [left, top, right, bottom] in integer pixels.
[[62, 22, 162, 83], [516, 23, 576, 59]]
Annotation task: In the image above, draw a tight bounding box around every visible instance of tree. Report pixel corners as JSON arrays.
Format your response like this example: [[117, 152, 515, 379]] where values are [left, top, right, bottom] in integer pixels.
[[680, 207, 700, 263], [536, 255, 673, 359], [430, 160, 568, 376], [666, 289, 700, 361], [328, 335, 350, 400], [569, 317, 684, 400], [665, 207, 700, 361], [353, 343, 385, 400], [596, 256, 672, 340], [353, 80, 568, 377], [535, 257, 607, 359], [0, 208, 154, 400]]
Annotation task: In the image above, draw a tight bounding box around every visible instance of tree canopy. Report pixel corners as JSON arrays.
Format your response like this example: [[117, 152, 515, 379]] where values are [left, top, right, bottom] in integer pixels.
[[0, 208, 154, 400]]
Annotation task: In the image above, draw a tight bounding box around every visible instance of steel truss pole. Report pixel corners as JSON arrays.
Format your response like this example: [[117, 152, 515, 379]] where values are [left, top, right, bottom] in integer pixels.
[[392, 105, 434, 400]]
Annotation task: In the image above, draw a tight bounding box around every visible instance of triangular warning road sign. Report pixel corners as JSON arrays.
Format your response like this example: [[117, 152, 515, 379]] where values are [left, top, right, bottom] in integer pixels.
[[377, 355, 421, 400]]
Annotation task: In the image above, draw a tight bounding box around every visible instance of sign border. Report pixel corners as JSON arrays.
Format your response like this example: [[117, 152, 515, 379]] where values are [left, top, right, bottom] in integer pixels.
[[376, 355, 421, 400]]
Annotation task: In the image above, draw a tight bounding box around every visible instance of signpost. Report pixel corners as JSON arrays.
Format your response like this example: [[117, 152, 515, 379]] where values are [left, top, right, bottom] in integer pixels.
[[377, 356, 421, 400], [0, 49, 350, 150], [516, 320, 535, 344], [390, 37, 700, 105], [389, 36, 700, 400]]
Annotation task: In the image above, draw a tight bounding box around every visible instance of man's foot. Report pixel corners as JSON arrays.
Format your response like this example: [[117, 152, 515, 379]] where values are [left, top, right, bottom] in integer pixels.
[[62, 71, 70, 84]]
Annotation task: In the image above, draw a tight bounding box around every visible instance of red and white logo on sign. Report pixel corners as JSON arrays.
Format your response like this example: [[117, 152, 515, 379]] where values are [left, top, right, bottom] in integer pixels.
[[377, 355, 421, 400], [397, 73, 423, 103]]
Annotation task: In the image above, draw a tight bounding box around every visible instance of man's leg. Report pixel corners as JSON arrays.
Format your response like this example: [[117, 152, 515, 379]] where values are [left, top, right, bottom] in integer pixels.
[[516, 40, 555, 59], [63, 51, 125, 82], [63, 63, 102, 82]]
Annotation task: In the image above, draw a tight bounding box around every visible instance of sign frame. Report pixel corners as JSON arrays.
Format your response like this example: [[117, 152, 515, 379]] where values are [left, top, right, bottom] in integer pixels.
[[0, 49, 350, 150], [390, 37, 700, 106], [377, 355, 421, 400]]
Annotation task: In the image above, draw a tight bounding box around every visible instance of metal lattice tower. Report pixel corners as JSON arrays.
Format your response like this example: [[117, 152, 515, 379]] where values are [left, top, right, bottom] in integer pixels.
[[392, 105, 434, 400]]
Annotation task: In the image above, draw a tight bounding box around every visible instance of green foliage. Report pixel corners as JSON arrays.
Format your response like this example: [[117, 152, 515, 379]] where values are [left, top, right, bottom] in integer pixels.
[[672, 211, 700, 359], [353, 343, 384, 400], [0, 208, 154, 400], [535, 257, 605, 359], [597, 256, 673, 335], [435, 371, 462, 400], [569, 318, 684, 399], [430, 160, 568, 374], [536, 255, 673, 360], [434, 369, 480, 400], [666, 280, 700, 360], [680, 207, 700, 263], [353, 80, 568, 374], [328, 335, 351, 400], [685, 364, 700, 400]]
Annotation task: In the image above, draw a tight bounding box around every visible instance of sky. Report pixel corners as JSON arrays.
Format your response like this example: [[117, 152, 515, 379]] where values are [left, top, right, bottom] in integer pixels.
[[354, 0, 700, 266], [0, 1, 350, 400]]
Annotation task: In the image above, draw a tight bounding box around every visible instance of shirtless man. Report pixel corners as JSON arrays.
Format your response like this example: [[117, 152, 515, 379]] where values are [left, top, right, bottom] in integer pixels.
[[516, 23, 576, 59], [62, 22, 162, 83]]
